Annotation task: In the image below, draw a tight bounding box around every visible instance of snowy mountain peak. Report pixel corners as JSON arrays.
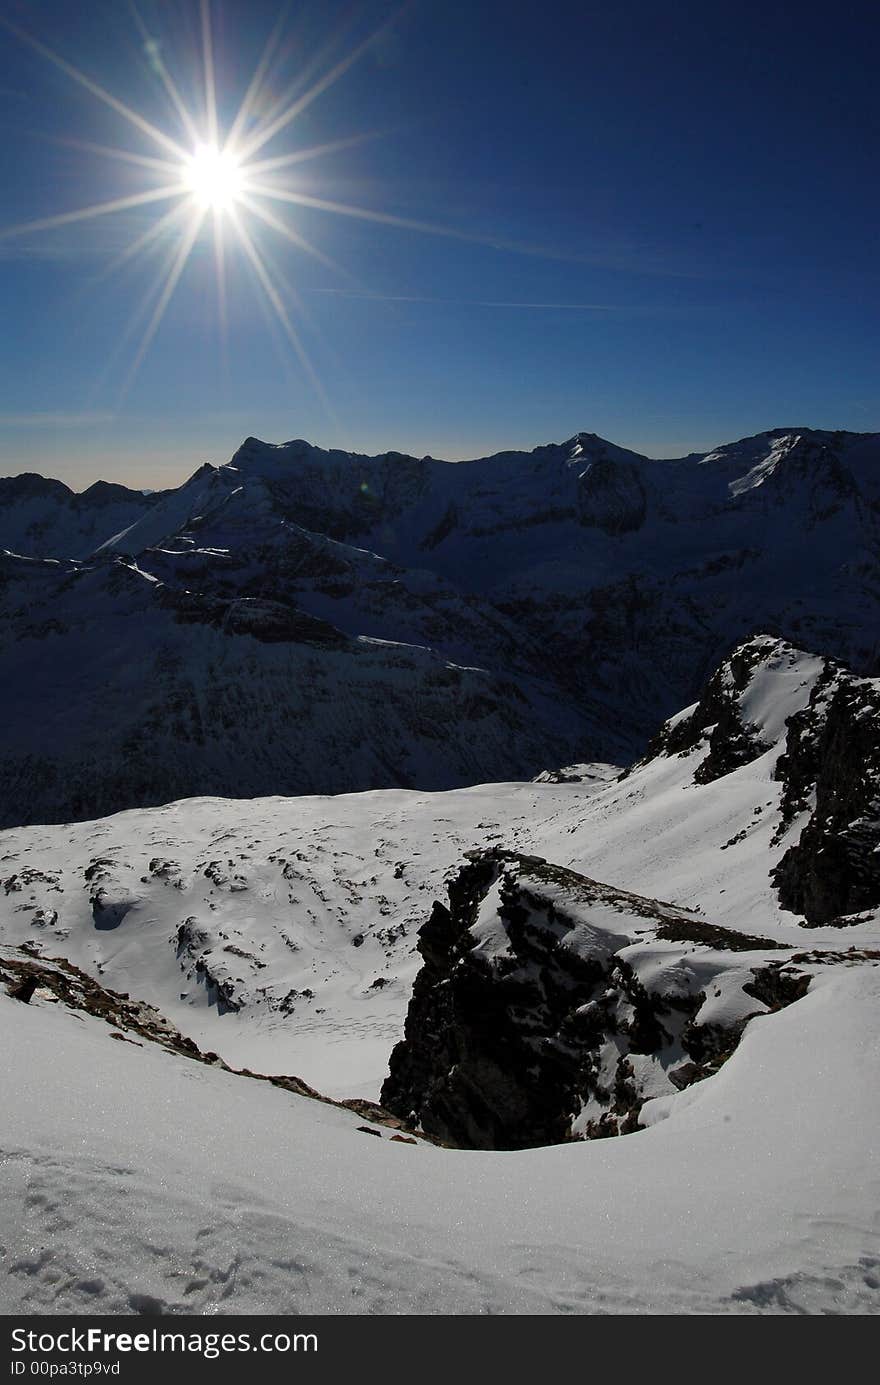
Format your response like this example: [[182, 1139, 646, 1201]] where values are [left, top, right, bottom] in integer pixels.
[[564, 430, 648, 461]]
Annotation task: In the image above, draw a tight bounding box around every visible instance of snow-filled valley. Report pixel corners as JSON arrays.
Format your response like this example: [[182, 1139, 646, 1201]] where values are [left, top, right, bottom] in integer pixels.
[[3, 428, 880, 1315]]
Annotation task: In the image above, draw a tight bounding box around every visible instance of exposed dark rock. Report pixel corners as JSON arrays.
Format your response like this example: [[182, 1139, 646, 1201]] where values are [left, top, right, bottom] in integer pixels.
[[576, 457, 647, 534], [90, 889, 137, 930], [620, 631, 880, 926], [637, 635, 782, 783], [381, 848, 805, 1150], [773, 674, 880, 923], [743, 962, 811, 1009], [84, 859, 138, 930], [223, 598, 348, 647], [158, 588, 348, 647], [193, 957, 241, 1013], [174, 917, 242, 1013], [654, 918, 784, 952], [338, 1097, 412, 1131], [748, 436, 860, 525], [420, 502, 459, 550], [771, 659, 841, 836], [9, 973, 39, 1003]]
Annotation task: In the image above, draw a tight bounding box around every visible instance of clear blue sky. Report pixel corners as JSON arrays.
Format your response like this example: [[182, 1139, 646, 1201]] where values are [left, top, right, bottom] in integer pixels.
[[0, 0, 877, 489]]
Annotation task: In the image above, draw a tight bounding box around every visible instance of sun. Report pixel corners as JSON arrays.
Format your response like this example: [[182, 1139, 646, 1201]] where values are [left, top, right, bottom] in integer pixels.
[[0, 3, 475, 404], [183, 144, 243, 211]]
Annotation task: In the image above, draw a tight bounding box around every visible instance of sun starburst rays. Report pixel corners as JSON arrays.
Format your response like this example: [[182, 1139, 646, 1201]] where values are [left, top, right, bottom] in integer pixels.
[[0, 4, 380, 403], [0, 3, 510, 407], [120, 207, 207, 398]]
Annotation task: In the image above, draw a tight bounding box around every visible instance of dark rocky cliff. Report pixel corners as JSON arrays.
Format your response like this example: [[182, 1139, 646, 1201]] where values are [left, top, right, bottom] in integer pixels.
[[773, 674, 880, 923], [380, 848, 808, 1150]]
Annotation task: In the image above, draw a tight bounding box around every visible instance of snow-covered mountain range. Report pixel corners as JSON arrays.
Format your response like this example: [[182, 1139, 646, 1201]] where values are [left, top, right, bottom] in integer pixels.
[[3, 430, 880, 1315], [2, 426, 879, 825]]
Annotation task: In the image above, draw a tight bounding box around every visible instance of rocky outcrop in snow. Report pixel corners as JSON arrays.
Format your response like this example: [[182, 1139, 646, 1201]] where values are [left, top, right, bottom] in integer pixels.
[[636, 634, 789, 783], [641, 633, 880, 924], [773, 671, 880, 923], [380, 848, 813, 1149]]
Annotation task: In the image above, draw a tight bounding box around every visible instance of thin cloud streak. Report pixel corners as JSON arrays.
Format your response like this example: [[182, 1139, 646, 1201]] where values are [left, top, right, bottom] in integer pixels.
[[0, 412, 116, 428], [308, 288, 649, 311]]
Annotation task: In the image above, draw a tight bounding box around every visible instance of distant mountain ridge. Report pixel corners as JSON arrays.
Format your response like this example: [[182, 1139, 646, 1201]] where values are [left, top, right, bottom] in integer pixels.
[[3, 425, 877, 561], [1, 425, 879, 825]]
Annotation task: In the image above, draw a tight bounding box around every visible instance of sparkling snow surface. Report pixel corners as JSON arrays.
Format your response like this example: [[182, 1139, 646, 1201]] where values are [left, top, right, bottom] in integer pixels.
[[2, 963, 878, 1315]]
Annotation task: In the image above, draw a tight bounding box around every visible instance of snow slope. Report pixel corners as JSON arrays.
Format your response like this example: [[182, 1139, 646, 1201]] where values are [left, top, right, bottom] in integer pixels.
[[0, 474, 153, 559], [1, 957, 878, 1315]]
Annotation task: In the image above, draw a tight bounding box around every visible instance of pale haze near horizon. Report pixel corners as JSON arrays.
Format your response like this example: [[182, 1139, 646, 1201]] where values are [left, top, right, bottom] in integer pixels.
[[0, 411, 867, 494]]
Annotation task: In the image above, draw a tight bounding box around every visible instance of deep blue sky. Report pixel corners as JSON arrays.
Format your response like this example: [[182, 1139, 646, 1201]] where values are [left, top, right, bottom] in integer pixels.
[[0, 0, 877, 488]]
